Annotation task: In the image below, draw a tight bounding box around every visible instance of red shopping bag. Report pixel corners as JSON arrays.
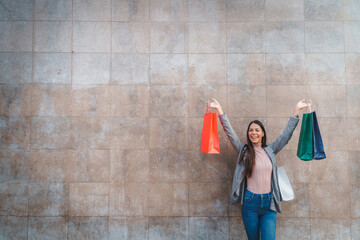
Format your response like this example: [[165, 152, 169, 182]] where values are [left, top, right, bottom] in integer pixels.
[[200, 103, 220, 154]]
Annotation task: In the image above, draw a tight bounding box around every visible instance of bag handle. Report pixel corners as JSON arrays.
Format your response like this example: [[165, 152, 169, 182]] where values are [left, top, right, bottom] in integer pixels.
[[206, 101, 211, 113]]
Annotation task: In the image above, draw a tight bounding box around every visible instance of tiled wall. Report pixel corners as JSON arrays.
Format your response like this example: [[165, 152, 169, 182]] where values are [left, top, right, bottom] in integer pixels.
[[0, 0, 359, 239]]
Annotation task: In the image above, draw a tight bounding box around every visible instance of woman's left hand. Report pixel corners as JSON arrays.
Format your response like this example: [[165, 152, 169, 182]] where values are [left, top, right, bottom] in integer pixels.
[[294, 99, 312, 115]]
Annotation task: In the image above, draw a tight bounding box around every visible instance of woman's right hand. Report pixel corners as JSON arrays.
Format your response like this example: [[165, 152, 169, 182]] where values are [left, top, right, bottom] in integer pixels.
[[209, 98, 224, 115]]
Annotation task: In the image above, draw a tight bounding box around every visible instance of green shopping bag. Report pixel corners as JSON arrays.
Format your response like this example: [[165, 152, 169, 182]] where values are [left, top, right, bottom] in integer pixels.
[[297, 113, 313, 160]]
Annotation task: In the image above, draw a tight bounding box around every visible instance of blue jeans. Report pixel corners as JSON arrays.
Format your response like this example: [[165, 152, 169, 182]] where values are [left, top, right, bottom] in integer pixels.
[[241, 189, 277, 240]]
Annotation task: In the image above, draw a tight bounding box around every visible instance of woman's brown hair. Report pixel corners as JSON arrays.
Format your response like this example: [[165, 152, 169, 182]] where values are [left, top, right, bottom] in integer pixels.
[[239, 120, 267, 179]]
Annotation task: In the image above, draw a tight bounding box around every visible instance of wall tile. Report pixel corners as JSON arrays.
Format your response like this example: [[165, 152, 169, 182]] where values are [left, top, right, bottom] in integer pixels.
[[229, 217, 247, 240], [188, 85, 227, 117], [352, 219, 360, 239], [189, 150, 231, 183], [109, 183, 148, 216], [305, 22, 344, 53], [0, 216, 27, 240], [72, 53, 111, 84], [189, 217, 229, 240], [308, 151, 349, 185], [348, 118, 360, 151], [111, 85, 149, 117], [150, 54, 187, 84], [0, 149, 29, 182], [276, 218, 310, 240], [112, 22, 149, 53], [266, 22, 304, 53], [188, 54, 226, 85], [305, 54, 345, 85], [69, 183, 109, 216], [349, 151, 360, 184], [29, 183, 69, 216], [352, 185, 360, 218], [0, 0, 33, 20], [71, 85, 110, 117], [110, 149, 149, 183], [150, 0, 187, 22], [0, 183, 28, 216], [77, 150, 110, 182], [148, 183, 188, 216], [188, 23, 226, 53], [111, 117, 149, 149], [73, 53, 111, 84], [227, 54, 265, 85], [109, 217, 148, 240], [73, 0, 111, 21], [309, 184, 350, 218], [226, 0, 264, 21], [266, 54, 305, 85], [278, 184, 310, 218], [68, 217, 109, 240], [149, 217, 188, 239], [0, 117, 31, 149], [228, 86, 266, 118], [34, 21, 71, 52], [112, 0, 149, 21], [34, 0, 72, 20], [150, 86, 188, 117], [227, 22, 264, 53], [31, 117, 70, 149], [70, 117, 111, 150], [29, 150, 77, 183], [150, 23, 186, 53], [311, 218, 351, 239], [73, 22, 110, 52], [188, 0, 226, 22], [31, 85, 72, 116], [111, 54, 149, 84], [0, 53, 32, 84], [305, 0, 343, 21], [0, 21, 33, 52], [306, 86, 346, 117], [343, 0, 360, 21], [149, 148, 189, 183], [28, 217, 67, 240], [0, 84, 32, 117], [33, 53, 71, 84], [346, 54, 360, 85], [189, 183, 229, 216], [345, 22, 360, 53], [265, 0, 304, 21], [276, 150, 310, 183], [149, 117, 187, 149], [315, 118, 347, 151]]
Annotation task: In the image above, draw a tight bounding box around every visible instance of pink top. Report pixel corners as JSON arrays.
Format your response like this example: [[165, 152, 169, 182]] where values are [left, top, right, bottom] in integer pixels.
[[247, 144, 272, 194]]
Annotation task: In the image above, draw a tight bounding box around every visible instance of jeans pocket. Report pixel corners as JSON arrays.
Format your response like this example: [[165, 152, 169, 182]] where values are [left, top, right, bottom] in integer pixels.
[[244, 191, 254, 202]]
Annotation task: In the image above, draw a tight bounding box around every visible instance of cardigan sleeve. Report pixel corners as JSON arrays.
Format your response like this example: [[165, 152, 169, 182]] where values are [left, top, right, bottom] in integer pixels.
[[269, 116, 299, 154], [219, 113, 245, 154]]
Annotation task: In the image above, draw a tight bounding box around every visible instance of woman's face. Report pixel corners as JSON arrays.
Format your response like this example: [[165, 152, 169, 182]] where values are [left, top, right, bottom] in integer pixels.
[[248, 123, 264, 146]]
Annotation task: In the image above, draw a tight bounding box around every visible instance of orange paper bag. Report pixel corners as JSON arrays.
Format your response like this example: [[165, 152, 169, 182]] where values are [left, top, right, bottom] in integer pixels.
[[200, 103, 220, 154]]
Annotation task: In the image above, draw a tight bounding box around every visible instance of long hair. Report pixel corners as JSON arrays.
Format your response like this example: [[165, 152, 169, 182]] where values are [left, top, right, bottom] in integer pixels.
[[240, 120, 267, 179]]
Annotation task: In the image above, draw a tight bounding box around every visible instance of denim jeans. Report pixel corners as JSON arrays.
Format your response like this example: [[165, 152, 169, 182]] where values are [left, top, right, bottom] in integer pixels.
[[241, 189, 277, 240]]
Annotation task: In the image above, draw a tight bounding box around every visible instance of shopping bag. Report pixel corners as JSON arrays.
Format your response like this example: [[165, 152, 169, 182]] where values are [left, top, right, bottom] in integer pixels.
[[277, 166, 295, 201], [200, 103, 220, 154], [312, 111, 326, 160], [297, 113, 313, 160]]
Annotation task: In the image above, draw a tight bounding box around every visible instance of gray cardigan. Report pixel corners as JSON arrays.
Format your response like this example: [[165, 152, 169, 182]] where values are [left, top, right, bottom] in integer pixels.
[[219, 114, 299, 213]]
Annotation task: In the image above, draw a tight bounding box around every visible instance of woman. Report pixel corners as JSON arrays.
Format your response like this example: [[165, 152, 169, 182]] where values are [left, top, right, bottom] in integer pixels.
[[209, 98, 310, 240]]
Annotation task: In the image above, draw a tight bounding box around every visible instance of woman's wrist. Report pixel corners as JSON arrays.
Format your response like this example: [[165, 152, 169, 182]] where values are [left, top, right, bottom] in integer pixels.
[[217, 108, 224, 115]]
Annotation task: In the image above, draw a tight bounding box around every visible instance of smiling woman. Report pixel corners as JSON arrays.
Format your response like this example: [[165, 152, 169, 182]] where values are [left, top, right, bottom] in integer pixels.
[[209, 98, 310, 240]]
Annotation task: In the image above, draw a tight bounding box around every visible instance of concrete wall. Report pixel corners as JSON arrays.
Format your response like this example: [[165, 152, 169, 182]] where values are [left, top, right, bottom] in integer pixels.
[[0, 0, 359, 239]]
